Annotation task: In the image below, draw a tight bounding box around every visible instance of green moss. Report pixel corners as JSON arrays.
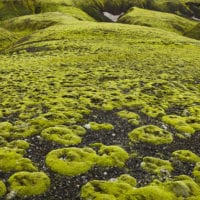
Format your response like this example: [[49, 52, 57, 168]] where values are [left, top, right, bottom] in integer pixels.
[[185, 23, 200, 40], [93, 143, 129, 167], [171, 150, 200, 163], [0, 121, 13, 138], [141, 156, 173, 176], [128, 125, 173, 145], [8, 171, 50, 197], [141, 105, 165, 118], [81, 175, 136, 200], [117, 110, 140, 125], [162, 115, 195, 135], [193, 162, 200, 184], [0, 147, 37, 172], [117, 174, 137, 187], [119, 7, 197, 37], [41, 125, 83, 146], [89, 122, 114, 131], [7, 140, 30, 150], [0, 180, 6, 197], [45, 147, 97, 176]]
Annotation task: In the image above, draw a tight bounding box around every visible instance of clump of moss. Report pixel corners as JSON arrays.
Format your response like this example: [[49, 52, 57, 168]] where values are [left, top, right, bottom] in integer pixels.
[[171, 150, 200, 163], [193, 162, 200, 184], [8, 171, 50, 197], [41, 125, 84, 146], [92, 143, 129, 167], [0, 180, 6, 197], [162, 115, 195, 135], [128, 125, 173, 145], [0, 147, 37, 172], [45, 147, 97, 176], [141, 156, 173, 176], [81, 174, 136, 200], [7, 140, 30, 150], [117, 110, 140, 125], [141, 105, 165, 118], [89, 122, 114, 131], [0, 121, 13, 138]]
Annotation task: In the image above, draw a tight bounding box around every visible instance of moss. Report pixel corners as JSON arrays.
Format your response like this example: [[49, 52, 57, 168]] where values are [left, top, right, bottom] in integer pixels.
[[162, 115, 195, 134], [141, 156, 173, 176], [93, 143, 129, 167], [7, 140, 30, 150], [89, 122, 114, 131], [0, 121, 13, 138], [41, 125, 82, 146], [0, 136, 7, 147], [141, 105, 165, 118], [193, 162, 200, 184], [171, 150, 200, 163], [0, 147, 37, 172], [117, 174, 137, 187], [118, 7, 197, 37], [185, 23, 200, 40], [45, 147, 97, 176], [128, 125, 173, 145], [8, 171, 50, 197], [81, 175, 135, 200], [117, 110, 140, 125], [0, 180, 6, 197]]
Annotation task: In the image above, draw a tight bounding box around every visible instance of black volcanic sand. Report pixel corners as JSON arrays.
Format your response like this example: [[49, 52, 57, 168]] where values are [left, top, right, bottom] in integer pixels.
[[1, 109, 200, 200]]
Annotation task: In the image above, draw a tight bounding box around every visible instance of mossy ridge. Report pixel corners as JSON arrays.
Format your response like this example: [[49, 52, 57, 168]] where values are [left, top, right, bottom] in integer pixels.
[[118, 7, 198, 38], [141, 156, 173, 176], [41, 125, 85, 146], [0, 180, 6, 197], [171, 150, 200, 163], [0, 147, 37, 172], [8, 171, 50, 197], [128, 125, 173, 145]]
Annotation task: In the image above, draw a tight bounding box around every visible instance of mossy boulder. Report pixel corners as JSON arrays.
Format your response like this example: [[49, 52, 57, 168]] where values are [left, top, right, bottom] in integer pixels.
[[0, 121, 13, 138], [7, 140, 30, 150], [171, 150, 200, 163], [0, 180, 6, 197], [128, 125, 173, 145], [0, 147, 37, 172], [141, 156, 173, 176], [117, 110, 140, 125], [45, 147, 97, 176], [8, 171, 50, 197], [41, 125, 85, 146]]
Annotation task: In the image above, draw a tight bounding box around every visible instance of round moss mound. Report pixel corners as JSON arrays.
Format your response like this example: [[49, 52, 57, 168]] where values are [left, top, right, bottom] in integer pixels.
[[141, 156, 173, 176], [45, 147, 97, 176], [0, 180, 6, 197], [0, 147, 37, 172], [128, 125, 173, 145], [8, 171, 50, 197], [41, 125, 84, 146]]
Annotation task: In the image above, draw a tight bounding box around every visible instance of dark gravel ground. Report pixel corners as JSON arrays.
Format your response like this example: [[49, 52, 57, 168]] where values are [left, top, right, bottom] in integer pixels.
[[1, 109, 200, 200]]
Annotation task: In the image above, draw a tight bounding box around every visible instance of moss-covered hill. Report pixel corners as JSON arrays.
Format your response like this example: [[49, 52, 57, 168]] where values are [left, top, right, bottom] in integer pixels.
[[0, 0, 200, 199]]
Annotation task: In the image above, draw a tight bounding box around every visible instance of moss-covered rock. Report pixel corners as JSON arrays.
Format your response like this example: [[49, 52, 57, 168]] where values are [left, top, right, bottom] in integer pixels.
[[171, 150, 200, 163], [141, 105, 165, 118], [45, 147, 97, 176], [128, 125, 173, 145], [117, 110, 140, 125], [193, 162, 200, 184], [141, 156, 173, 176], [8, 171, 50, 197], [0, 121, 13, 138], [41, 125, 84, 146], [0, 147, 37, 172], [0, 180, 6, 197]]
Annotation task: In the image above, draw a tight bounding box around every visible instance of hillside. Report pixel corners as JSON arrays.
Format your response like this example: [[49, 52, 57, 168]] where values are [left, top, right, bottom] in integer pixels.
[[0, 0, 200, 200]]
